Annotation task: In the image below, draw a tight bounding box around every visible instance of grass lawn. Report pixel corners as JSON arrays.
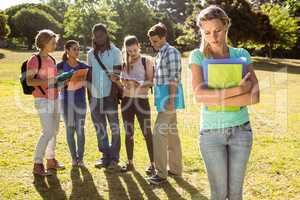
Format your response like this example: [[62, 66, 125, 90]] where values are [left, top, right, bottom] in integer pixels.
[[0, 48, 299, 200]]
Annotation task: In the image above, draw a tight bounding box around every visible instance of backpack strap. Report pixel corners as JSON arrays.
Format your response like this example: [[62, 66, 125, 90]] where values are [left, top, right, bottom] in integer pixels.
[[35, 54, 46, 95], [141, 56, 153, 94], [49, 55, 56, 64], [141, 56, 147, 78]]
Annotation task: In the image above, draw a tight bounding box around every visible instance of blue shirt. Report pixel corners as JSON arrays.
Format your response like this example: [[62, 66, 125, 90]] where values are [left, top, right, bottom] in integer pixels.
[[87, 43, 123, 98], [57, 61, 90, 109], [189, 47, 252, 130]]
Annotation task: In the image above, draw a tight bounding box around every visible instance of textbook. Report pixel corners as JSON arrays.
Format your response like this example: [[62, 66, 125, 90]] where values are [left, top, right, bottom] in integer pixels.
[[202, 58, 247, 112]]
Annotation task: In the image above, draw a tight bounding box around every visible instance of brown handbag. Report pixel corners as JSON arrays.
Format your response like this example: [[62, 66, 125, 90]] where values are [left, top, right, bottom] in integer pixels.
[[93, 52, 123, 103]]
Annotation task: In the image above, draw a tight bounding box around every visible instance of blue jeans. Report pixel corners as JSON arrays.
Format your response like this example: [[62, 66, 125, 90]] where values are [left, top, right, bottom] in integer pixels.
[[199, 122, 253, 200], [90, 96, 120, 163], [62, 99, 86, 161]]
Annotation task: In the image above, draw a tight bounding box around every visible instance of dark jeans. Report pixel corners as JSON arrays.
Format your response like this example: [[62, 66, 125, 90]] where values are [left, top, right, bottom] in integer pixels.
[[90, 96, 120, 162], [121, 97, 154, 163]]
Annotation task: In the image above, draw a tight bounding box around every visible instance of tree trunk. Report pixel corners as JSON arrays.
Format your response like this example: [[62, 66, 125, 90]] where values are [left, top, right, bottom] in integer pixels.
[[27, 37, 33, 50], [268, 42, 272, 59]]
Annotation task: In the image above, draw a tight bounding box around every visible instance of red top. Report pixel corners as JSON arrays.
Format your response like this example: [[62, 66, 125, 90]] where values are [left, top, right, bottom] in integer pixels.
[[26, 55, 58, 100]]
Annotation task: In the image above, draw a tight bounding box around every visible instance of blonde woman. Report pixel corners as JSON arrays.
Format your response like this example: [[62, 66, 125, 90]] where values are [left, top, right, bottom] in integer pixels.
[[27, 29, 65, 176], [189, 5, 260, 199]]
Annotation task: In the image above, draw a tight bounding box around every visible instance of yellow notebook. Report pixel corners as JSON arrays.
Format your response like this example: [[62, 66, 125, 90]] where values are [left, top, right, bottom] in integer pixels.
[[202, 58, 246, 112]]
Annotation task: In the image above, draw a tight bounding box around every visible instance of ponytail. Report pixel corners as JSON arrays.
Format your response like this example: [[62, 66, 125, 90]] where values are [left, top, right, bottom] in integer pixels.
[[62, 51, 68, 62]]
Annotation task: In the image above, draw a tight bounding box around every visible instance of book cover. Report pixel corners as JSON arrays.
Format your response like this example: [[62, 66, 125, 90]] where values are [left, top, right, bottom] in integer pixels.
[[202, 58, 247, 112]]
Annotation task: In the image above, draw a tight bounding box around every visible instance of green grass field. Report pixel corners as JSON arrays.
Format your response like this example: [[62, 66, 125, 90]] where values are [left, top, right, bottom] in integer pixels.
[[0, 48, 299, 200]]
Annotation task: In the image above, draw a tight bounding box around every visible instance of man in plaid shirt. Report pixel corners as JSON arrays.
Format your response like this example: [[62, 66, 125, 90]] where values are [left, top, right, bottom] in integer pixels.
[[147, 23, 185, 185]]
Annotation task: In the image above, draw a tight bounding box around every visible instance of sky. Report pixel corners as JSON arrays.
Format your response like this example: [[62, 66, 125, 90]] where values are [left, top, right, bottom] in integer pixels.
[[0, 0, 41, 11]]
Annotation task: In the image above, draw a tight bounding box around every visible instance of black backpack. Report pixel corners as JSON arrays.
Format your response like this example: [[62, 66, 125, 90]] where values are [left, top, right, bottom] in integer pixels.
[[20, 54, 55, 95]]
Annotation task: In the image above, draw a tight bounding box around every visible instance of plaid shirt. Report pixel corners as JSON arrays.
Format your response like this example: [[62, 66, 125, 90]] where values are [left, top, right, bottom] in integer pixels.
[[154, 43, 182, 85]]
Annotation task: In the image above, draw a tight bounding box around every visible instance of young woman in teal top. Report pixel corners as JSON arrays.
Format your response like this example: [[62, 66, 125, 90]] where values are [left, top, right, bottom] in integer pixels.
[[189, 5, 260, 200]]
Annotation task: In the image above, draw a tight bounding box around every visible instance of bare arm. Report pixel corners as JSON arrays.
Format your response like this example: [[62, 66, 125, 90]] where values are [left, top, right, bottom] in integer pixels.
[[247, 63, 260, 104], [141, 57, 154, 88], [26, 58, 56, 87], [168, 80, 177, 107]]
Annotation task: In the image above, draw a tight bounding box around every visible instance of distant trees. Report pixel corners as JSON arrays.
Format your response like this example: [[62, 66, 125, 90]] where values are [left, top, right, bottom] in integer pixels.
[[63, 0, 118, 51], [0, 0, 298, 58], [0, 12, 10, 40], [12, 7, 62, 49]]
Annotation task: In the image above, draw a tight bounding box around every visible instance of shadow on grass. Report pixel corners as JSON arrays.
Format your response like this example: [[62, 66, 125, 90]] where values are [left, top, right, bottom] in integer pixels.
[[0, 53, 4, 59], [132, 170, 160, 200], [253, 58, 300, 74], [70, 167, 104, 200], [171, 176, 208, 200], [104, 169, 129, 199], [33, 170, 67, 200], [119, 172, 144, 199]]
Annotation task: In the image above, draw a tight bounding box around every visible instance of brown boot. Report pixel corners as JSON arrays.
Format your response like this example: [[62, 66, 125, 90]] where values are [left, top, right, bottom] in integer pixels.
[[33, 163, 52, 176], [46, 159, 65, 170]]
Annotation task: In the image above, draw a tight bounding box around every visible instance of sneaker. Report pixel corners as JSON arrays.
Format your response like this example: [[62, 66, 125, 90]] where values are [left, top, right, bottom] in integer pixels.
[[46, 159, 65, 170], [120, 163, 134, 173], [107, 161, 118, 170], [145, 165, 156, 176], [95, 158, 109, 168], [148, 174, 167, 185], [77, 160, 85, 168], [33, 163, 52, 176]]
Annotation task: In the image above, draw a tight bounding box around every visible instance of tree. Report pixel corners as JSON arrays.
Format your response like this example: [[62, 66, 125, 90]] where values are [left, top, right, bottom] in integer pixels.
[[203, 0, 262, 47], [260, 4, 298, 57], [41, 0, 70, 16], [176, 2, 201, 49], [12, 7, 62, 49], [64, 0, 119, 51], [5, 3, 63, 39], [176, 0, 263, 49], [146, 0, 194, 23], [0, 13, 10, 39], [108, 0, 154, 47]]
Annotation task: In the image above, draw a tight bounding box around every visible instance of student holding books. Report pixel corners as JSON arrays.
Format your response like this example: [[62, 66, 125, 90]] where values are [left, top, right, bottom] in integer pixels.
[[147, 23, 185, 185], [189, 5, 260, 200], [26, 29, 65, 176], [119, 35, 155, 175], [57, 40, 90, 167]]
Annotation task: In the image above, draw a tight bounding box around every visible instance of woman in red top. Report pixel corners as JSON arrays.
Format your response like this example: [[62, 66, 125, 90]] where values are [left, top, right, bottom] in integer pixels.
[[27, 29, 65, 176]]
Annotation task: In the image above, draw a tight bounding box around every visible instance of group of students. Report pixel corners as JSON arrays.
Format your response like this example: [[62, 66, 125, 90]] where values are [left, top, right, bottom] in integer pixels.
[[26, 5, 259, 200]]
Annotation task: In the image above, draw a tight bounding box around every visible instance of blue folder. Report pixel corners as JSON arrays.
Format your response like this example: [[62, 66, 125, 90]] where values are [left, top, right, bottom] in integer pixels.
[[154, 83, 185, 112]]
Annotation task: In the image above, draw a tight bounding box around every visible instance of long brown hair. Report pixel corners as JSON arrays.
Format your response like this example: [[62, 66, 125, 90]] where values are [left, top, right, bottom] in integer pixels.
[[196, 5, 231, 58], [122, 35, 140, 73], [62, 40, 79, 62], [92, 23, 111, 56]]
